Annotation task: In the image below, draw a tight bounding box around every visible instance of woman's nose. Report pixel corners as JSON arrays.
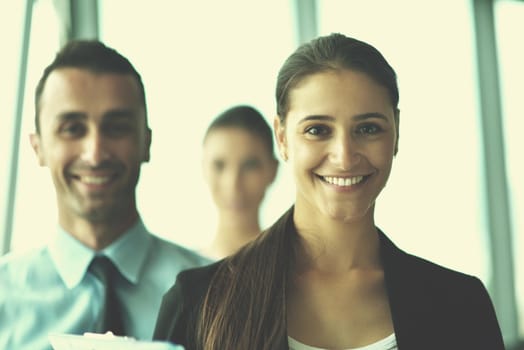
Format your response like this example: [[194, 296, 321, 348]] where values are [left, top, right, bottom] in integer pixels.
[[330, 134, 361, 170]]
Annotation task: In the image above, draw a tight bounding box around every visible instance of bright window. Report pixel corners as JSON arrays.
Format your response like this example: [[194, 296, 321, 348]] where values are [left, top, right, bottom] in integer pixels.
[[495, 0, 524, 338], [9, 0, 61, 251], [0, 1, 25, 251]]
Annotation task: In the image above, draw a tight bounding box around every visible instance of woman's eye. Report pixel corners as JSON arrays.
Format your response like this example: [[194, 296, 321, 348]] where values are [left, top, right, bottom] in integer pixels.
[[213, 160, 225, 172], [305, 125, 329, 136], [356, 124, 381, 135], [242, 158, 261, 171]]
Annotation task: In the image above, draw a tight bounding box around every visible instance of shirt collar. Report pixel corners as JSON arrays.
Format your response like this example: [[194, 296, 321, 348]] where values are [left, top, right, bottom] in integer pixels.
[[48, 218, 152, 289], [101, 219, 152, 285]]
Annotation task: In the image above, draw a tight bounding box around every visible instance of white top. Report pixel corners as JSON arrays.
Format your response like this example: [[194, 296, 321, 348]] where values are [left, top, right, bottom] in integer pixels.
[[288, 333, 397, 350]]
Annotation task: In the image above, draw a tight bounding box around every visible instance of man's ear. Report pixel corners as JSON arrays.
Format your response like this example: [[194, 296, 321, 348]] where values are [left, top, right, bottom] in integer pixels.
[[273, 116, 288, 161], [143, 128, 152, 162], [29, 133, 46, 166]]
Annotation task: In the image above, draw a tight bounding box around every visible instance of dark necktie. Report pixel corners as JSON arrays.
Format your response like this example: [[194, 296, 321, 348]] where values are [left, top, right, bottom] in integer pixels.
[[89, 256, 126, 335]]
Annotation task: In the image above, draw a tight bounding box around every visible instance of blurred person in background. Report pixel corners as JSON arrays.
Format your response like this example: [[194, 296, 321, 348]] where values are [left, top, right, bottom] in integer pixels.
[[201, 105, 278, 259]]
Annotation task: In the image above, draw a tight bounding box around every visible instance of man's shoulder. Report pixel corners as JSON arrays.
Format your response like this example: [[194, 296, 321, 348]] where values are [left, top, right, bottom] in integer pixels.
[[0, 246, 53, 290], [0, 246, 50, 272], [147, 234, 212, 267]]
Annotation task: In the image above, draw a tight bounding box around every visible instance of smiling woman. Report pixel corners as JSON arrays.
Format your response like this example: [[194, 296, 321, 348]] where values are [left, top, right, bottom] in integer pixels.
[[153, 33, 505, 350], [275, 70, 397, 225]]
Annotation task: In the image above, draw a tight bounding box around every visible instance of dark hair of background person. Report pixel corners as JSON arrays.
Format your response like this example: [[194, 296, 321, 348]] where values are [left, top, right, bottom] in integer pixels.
[[34, 40, 148, 134], [195, 33, 400, 349], [203, 105, 276, 160]]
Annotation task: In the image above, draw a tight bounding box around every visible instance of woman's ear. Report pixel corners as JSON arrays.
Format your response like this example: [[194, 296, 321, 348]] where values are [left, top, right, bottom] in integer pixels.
[[273, 116, 288, 161], [394, 108, 400, 156]]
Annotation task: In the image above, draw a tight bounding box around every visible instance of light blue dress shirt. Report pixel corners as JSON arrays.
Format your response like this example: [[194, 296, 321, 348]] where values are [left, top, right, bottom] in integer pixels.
[[0, 219, 210, 350]]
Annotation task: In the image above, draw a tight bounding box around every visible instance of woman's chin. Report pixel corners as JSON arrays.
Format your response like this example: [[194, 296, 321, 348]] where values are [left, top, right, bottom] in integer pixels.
[[323, 204, 372, 224]]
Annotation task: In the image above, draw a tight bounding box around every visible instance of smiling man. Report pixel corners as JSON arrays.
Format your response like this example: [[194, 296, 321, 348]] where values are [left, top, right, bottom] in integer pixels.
[[0, 40, 209, 350]]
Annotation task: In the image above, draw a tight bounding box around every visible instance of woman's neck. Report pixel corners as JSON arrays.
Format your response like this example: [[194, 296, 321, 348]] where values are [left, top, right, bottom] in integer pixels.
[[207, 210, 262, 259], [293, 206, 381, 273]]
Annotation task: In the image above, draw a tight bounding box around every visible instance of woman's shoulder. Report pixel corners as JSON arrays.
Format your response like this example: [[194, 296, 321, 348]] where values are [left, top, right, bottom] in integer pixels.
[[154, 260, 226, 344], [168, 260, 224, 297], [378, 230, 504, 348], [378, 229, 495, 307], [378, 229, 480, 284]]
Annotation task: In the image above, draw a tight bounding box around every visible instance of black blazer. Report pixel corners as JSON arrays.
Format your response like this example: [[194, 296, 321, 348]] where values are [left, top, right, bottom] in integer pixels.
[[154, 209, 504, 349]]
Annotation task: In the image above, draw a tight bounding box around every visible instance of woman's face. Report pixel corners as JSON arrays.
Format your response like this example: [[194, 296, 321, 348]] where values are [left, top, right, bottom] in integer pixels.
[[275, 69, 398, 223], [203, 127, 277, 215]]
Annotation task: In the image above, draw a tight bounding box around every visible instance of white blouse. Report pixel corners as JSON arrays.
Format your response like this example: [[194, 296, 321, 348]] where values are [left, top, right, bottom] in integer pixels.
[[288, 333, 397, 350]]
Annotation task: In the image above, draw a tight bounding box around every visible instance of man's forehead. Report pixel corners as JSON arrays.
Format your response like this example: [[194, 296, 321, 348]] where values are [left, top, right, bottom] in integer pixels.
[[43, 67, 140, 94], [39, 68, 144, 117]]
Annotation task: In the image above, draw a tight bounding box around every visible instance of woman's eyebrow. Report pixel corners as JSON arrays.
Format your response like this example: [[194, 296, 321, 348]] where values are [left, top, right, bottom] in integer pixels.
[[298, 115, 334, 124], [298, 112, 389, 125]]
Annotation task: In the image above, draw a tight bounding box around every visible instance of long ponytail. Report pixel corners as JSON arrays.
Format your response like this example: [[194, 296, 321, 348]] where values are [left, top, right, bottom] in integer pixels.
[[196, 207, 296, 349]]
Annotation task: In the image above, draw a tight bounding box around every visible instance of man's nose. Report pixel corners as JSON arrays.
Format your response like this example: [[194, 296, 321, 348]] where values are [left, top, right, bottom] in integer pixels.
[[80, 131, 110, 165]]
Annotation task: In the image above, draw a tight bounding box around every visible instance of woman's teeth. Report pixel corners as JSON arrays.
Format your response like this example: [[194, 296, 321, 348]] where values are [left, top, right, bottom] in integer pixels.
[[322, 175, 364, 187]]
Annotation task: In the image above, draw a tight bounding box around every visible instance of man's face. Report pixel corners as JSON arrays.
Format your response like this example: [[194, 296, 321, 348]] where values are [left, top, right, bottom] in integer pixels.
[[30, 68, 151, 225]]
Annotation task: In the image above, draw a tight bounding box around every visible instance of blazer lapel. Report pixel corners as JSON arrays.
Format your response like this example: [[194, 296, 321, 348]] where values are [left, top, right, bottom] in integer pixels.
[[379, 231, 431, 349]]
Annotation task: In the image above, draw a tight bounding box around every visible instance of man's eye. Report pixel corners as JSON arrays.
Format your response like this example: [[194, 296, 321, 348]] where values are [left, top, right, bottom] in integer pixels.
[[104, 123, 133, 136], [60, 123, 85, 137]]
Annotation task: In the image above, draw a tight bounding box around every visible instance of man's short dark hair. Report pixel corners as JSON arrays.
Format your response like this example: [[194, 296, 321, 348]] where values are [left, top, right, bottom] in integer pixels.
[[34, 40, 147, 133]]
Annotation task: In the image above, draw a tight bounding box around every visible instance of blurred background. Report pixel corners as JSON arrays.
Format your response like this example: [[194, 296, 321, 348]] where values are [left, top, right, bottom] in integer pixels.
[[0, 0, 522, 347]]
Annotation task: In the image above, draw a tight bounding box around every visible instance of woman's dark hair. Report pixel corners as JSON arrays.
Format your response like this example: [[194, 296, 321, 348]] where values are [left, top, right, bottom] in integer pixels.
[[195, 33, 400, 349], [34, 40, 147, 133], [276, 33, 399, 119], [204, 105, 276, 160]]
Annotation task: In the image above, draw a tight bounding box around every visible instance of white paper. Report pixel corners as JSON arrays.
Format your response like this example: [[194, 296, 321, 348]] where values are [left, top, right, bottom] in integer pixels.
[[49, 333, 184, 350]]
